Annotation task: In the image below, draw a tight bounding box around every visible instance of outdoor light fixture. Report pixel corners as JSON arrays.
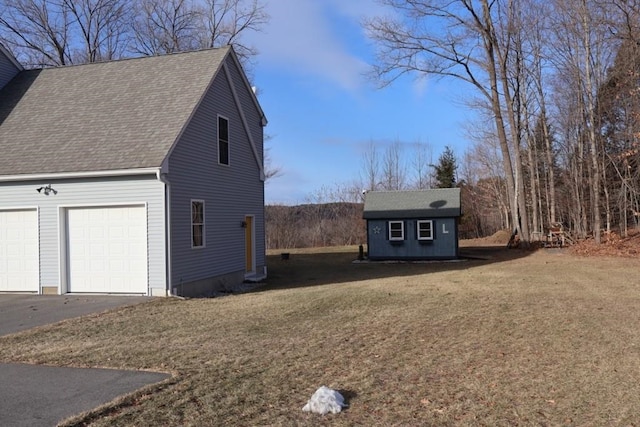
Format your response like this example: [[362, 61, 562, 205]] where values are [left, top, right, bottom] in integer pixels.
[[241, 221, 248, 228], [36, 184, 57, 196]]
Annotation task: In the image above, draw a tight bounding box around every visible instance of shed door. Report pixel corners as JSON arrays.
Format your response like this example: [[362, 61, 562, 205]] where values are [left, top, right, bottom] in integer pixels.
[[0, 209, 39, 292], [67, 205, 147, 294]]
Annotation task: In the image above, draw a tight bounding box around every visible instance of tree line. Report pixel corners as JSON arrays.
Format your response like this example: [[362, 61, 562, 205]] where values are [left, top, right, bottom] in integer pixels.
[[266, 203, 366, 250], [366, 0, 640, 244], [265, 146, 470, 250], [271, 0, 640, 248], [0, 0, 267, 67], [5, 1, 639, 246]]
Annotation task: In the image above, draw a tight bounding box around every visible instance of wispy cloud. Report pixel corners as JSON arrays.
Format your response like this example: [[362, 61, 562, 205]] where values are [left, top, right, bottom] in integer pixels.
[[248, 0, 377, 92]]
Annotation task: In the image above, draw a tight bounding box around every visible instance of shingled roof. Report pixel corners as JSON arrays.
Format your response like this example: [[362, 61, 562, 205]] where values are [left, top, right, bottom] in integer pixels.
[[363, 188, 462, 219], [0, 47, 240, 176]]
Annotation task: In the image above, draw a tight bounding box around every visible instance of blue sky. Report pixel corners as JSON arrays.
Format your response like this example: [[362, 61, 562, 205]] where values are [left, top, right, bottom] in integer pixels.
[[245, 0, 474, 204]]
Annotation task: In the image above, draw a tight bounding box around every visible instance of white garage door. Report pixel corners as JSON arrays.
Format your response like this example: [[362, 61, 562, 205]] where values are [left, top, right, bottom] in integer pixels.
[[0, 209, 39, 293], [67, 205, 148, 294]]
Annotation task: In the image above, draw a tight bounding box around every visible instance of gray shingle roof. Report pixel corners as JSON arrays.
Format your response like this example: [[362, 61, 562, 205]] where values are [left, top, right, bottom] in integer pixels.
[[0, 47, 230, 176], [363, 188, 462, 219]]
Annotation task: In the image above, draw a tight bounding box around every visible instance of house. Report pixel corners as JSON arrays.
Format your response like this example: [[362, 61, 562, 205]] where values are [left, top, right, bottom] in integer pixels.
[[363, 189, 461, 260], [0, 44, 267, 297]]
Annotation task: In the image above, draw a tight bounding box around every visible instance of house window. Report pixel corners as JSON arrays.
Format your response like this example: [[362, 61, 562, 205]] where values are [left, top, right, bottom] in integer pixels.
[[417, 220, 434, 240], [218, 115, 229, 165], [388, 221, 404, 241], [191, 200, 205, 248]]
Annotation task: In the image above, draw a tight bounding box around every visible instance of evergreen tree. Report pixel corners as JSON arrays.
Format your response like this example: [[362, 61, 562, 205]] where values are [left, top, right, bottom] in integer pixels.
[[433, 146, 457, 188]]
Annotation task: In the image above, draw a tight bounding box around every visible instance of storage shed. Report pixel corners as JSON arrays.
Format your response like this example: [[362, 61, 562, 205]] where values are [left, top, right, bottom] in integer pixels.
[[363, 189, 462, 260]]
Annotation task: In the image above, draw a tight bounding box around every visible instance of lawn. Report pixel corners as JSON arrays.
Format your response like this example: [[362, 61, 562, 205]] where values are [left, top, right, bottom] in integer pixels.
[[1, 244, 639, 426]]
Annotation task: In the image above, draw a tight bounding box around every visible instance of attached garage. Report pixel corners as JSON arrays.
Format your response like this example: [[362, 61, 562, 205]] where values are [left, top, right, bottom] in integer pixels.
[[0, 209, 39, 293], [0, 46, 268, 297], [66, 205, 148, 294]]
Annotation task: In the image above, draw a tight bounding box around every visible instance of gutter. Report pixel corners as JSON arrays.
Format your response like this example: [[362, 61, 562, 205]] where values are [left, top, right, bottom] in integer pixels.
[[0, 168, 159, 182]]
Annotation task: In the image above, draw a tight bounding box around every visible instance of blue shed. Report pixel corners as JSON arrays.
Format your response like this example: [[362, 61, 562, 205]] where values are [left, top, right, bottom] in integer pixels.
[[363, 189, 462, 260]]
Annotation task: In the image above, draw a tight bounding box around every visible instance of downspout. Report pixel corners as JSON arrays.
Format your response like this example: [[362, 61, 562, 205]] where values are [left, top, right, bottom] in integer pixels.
[[157, 169, 172, 296]]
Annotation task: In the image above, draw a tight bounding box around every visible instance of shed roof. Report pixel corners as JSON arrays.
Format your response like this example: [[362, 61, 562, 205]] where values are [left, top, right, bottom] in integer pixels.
[[0, 47, 260, 177], [363, 188, 462, 219]]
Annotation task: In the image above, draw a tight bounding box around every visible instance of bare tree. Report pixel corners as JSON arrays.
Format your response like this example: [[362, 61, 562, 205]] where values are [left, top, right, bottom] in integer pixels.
[[360, 140, 381, 192], [410, 141, 433, 189], [464, 116, 512, 232], [380, 140, 406, 190], [1, 0, 268, 66], [365, 0, 531, 242], [0, 0, 72, 66], [263, 146, 282, 182], [131, 0, 200, 55], [548, 0, 616, 243], [527, 3, 557, 226], [63, 0, 130, 62], [197, 0, 268, 64], [0, 0, 129, 65]]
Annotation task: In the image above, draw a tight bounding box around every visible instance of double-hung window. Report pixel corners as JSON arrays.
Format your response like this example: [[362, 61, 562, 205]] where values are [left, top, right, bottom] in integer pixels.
[[191, 200, 205, 248], [417, 220, 434, 240], [388, 221, 404, 241], [218, 115, 229, 165]]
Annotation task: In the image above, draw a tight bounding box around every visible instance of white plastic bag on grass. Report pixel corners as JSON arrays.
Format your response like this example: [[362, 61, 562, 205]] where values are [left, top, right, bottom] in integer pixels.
[[302, 386, 347, 415]]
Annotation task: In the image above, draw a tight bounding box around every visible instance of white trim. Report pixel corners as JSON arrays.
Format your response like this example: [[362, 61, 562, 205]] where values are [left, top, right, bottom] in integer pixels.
[[0, 168, 160, 182], [0, 205, 39, 211], [417, 220, 434, 240], [161, 49, 227, 166], [57, 207, 65, 295], [222, 62, 266, 181], [191, 199, 206, 249], [59, 201, 150, 209], [59, 202, 149, 295], [227, 49, 267, 126], [388, 220, 404, 241], [158, 173, 172, 296], [217, 114, 230, 166]]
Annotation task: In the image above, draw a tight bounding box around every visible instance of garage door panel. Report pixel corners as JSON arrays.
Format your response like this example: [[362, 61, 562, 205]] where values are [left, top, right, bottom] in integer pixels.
[[67, 206, 148, 294], [0, 209, 39, 292]]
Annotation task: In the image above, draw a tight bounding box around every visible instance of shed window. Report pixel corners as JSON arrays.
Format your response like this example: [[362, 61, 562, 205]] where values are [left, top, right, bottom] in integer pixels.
[[191, 200, 205, 248], [417, 220, 434, 240], [388, 221, 404, 241], [218, 116, 229, 165]]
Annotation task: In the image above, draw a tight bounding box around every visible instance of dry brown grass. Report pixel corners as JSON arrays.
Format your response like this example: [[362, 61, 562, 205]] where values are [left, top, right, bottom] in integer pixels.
[[1, 244, 639, 426]]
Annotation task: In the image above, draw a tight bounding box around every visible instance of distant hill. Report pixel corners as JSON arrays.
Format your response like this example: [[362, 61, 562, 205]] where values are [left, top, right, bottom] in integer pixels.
[[266, 203, 365, 249]]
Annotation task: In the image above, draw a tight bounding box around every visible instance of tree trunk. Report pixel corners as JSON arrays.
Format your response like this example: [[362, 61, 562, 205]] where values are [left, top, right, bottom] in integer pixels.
[[481, 0, 521, 242], [582, 0, 602, 243]]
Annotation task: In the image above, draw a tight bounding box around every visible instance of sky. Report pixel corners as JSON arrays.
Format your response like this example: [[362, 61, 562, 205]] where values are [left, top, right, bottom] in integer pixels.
[[245, 0, 474, 204]]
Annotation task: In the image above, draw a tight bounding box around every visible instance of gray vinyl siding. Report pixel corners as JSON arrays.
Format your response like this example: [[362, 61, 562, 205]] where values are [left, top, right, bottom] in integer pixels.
[[0, 51, 20, 90], [0, 175, 166, 294], [167, 56, 265, 288], [367, 217, 458, 260]]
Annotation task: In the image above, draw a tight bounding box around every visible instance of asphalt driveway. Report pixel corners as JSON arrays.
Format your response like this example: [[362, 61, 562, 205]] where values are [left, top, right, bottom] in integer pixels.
[[0, 294, 151, 336], [0, 294, 170, 427]]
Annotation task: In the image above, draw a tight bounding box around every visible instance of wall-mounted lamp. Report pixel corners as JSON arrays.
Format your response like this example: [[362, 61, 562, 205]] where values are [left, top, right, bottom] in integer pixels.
[[241, 221, 248, 228], [36, 184, 57, 196]]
